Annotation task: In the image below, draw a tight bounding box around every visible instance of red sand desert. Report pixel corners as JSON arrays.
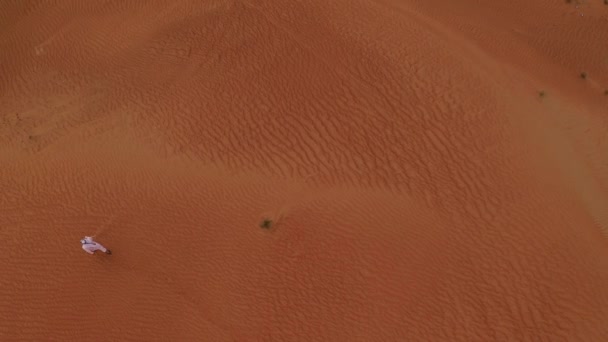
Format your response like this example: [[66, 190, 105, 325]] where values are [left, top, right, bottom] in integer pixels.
[[1, 1, 608, 341]]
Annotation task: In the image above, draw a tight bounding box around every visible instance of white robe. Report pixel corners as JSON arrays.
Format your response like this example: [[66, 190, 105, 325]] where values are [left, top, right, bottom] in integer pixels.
[[81, 236, 108, 254]]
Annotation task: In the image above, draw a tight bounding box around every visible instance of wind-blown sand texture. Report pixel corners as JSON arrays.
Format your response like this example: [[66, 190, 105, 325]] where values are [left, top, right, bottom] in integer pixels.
[[1, 1, 607, 341]]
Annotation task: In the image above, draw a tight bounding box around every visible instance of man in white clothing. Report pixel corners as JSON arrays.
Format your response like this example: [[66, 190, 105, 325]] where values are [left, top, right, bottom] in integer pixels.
[[81, 236, 112, 255]]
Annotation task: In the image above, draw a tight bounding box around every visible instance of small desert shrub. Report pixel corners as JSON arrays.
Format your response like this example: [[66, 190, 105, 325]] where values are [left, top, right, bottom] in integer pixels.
[[604, 89, 608, 96], [260, 218, 273, 229], [580, 72, 587, 79], [539, 90, 546, 98]]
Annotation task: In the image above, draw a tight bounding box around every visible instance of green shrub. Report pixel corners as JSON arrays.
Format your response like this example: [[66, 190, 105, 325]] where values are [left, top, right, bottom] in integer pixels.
[[260, 219, 273, 229]]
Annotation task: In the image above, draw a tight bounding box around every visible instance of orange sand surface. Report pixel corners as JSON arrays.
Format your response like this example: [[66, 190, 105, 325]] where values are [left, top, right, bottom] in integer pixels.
[[1, 1, 608, 341]]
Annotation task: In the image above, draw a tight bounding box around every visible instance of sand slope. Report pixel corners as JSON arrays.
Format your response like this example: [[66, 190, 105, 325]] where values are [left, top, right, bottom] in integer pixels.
[[1, 1, 607, 341]]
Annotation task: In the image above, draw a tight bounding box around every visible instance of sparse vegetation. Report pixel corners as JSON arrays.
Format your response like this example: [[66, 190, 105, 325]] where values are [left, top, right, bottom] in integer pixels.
[[539, 90, 546, 98], [580, 72, 587, 79], [605, 0, 607, 5], [260, 218, 273, 229]]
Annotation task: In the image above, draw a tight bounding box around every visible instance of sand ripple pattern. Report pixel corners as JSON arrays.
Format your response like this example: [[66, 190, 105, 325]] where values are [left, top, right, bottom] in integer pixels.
[[1, 0, 607, 341]]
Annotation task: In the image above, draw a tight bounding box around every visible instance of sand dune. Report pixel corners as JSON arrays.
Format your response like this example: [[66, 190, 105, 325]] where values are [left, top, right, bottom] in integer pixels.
[[1, 1, 607, 341]]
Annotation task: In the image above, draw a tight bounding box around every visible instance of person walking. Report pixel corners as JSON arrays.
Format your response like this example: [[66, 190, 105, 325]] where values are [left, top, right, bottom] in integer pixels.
[[80, 236, 112, 255]]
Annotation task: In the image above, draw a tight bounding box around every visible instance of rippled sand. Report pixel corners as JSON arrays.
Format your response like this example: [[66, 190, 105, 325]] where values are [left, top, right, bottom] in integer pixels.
[[1, 1, 607, 340]]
